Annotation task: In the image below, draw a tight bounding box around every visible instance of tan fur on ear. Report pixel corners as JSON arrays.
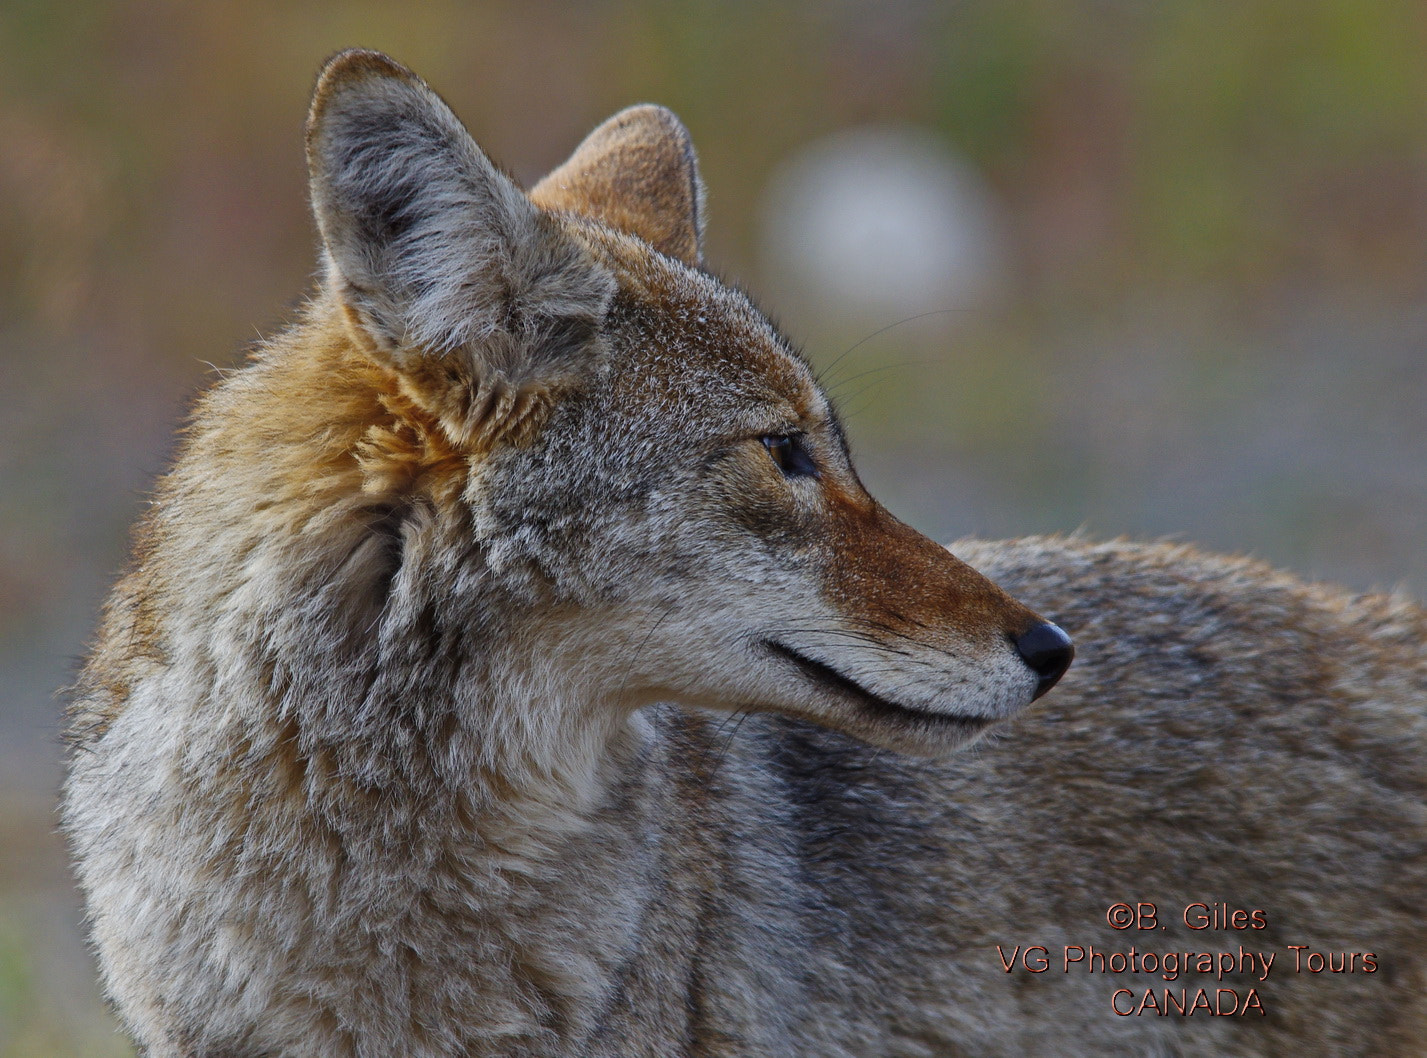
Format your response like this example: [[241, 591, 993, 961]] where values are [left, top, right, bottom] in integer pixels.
[[531, 105, 706, 266]]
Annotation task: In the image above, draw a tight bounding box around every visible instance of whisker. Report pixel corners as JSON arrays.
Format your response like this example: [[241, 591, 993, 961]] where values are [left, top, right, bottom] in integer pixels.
[[815, 309, 962, 385], [770, 627, 888, 645], [770, 623, 965, 664], [709, 707, 756, 782], [614, 598, 679, 713], [823, 361, 910, 397], [693, 705, 748, 779]]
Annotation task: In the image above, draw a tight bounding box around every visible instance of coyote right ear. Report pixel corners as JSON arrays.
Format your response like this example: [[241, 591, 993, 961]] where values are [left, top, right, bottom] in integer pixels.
[[531, 105, 706, 267], [306, 50, 614, 389]]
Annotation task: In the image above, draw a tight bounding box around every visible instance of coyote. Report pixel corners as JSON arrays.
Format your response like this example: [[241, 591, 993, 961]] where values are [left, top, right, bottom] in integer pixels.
[[65, 49, 1425, 1057]]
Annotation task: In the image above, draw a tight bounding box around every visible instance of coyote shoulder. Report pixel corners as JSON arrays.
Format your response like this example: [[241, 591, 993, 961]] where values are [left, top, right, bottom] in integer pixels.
[[64, 49, 1426, 1057]]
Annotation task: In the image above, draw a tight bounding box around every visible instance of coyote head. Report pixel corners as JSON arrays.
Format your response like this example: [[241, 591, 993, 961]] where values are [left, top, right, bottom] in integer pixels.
[[294, 49, 1071, 758]]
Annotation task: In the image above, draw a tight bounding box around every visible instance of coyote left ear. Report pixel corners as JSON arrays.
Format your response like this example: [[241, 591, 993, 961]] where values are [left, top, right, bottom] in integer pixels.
[[531, 105, 706, 267]]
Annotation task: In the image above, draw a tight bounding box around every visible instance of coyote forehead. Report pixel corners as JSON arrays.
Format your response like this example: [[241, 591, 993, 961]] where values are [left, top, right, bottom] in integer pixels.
[[588, 236, 829, 433]]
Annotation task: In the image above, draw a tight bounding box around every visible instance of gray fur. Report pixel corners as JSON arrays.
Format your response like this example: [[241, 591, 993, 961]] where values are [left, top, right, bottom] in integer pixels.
[[64, 50, 1426, 1058]]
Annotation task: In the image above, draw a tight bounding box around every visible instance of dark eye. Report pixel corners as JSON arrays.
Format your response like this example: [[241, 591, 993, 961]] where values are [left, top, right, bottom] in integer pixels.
[[761, 434, 818, 478]]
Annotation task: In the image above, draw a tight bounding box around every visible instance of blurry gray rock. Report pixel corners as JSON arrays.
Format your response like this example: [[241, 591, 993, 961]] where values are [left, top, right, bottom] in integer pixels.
[[760, 125, 1008, 322]]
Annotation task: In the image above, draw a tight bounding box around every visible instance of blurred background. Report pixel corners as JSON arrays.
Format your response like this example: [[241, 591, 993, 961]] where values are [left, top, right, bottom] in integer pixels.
[[3, 1, 1427, 1052]]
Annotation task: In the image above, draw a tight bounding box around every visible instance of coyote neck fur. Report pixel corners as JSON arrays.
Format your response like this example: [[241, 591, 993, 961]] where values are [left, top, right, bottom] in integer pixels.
[[99, 362, 694, 1043], [163, 323, 656, 844]]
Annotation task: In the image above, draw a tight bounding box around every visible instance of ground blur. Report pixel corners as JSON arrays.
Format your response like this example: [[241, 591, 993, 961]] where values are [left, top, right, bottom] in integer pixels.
[[3, 2, 1427, 1053]]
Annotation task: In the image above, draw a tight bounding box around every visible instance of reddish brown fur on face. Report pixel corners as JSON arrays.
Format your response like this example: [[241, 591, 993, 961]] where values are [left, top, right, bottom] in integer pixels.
[[820, 477, 1042, 645]]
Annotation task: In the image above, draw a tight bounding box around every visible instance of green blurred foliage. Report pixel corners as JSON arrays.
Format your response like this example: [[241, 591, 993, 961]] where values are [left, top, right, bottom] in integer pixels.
[[4, 0, 1423, 341], [0, 911, 132, 1057]]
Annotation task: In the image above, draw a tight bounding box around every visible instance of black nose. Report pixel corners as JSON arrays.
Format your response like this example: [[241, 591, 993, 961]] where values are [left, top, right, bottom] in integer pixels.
[[1013, 622, 1074, 700]]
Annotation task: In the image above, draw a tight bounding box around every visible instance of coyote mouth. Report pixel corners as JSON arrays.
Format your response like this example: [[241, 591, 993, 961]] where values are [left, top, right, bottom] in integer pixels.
[[761, 639, 992, 736]]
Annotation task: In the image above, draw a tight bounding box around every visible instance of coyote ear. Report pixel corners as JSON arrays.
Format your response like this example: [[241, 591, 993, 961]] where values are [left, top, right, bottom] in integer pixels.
[[306, 50, 613, 380], [531, 105, 705, 267]]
